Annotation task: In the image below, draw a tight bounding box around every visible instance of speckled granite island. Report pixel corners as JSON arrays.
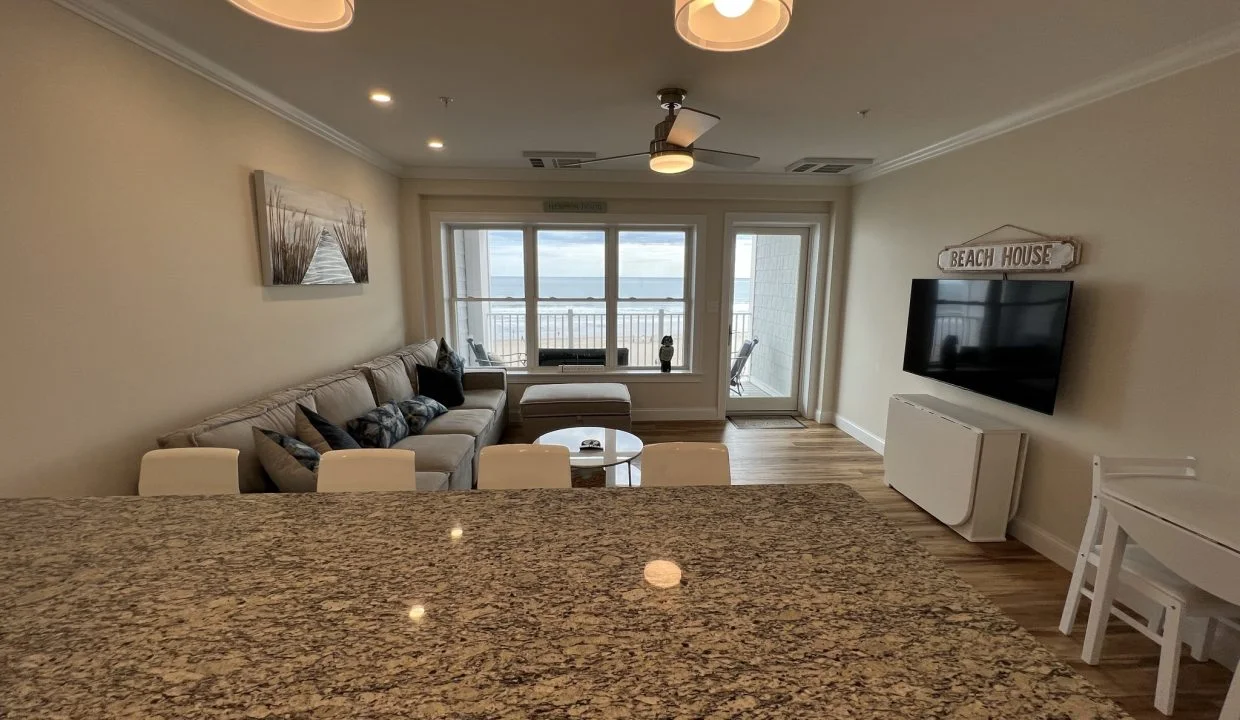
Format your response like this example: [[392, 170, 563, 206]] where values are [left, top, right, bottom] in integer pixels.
[[1, 484, 1128, 719]]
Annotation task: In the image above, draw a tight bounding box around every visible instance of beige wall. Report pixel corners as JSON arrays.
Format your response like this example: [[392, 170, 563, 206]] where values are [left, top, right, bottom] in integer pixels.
[[0, 2, 404, 497], [402, 179, 842, 419], [836, 54, 1240, 548]]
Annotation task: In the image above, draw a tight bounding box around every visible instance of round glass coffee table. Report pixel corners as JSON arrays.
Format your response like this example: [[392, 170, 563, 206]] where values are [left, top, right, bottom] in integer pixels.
[[534, 426, 644, 487]]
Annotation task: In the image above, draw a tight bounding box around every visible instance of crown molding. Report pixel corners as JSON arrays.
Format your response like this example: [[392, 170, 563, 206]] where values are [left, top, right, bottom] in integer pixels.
[[50, 0, 401, 175], [401, 165, 852, 187], [855, 21, 1240, 183]]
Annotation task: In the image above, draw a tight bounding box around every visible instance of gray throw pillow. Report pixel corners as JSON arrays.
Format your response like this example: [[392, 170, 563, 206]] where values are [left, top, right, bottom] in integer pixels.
[[436, 337, 464, 379], [345, 402, 410, 448], [295, 404, 361, 454], [253, 427, 320, 493], [398, 395, 449, 435]]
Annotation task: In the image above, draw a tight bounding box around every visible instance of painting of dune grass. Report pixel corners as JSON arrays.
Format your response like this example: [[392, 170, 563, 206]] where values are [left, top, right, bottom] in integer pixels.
[[253, 171, 368, 286]]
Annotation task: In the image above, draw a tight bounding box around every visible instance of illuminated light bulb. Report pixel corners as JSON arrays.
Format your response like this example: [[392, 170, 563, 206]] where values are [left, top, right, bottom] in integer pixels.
[[714, 0, 755, 18], [369, 90, 392, 105], [643, 560, 683, 589], [427, 138, 445, 150]]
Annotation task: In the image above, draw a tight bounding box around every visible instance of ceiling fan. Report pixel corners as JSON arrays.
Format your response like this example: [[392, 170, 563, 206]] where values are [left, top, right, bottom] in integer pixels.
[[569, 88, 759, 174]]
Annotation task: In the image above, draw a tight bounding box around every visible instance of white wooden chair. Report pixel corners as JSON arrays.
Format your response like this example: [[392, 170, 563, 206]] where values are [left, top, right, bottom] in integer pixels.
[[138, 448, 241, 496], [477, 445, 571, 489], [1062, 455, 1240, 715], [317, 449, 417, 493], [640, 443, 731, 487]]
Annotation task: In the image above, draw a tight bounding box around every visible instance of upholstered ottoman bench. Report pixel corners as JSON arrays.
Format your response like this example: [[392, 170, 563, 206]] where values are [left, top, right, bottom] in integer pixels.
[[519, 383, 632, 441]]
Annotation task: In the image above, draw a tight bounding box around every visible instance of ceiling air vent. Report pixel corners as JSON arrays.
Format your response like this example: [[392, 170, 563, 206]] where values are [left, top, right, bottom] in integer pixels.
[[523, 151, 598, 169], [785, 157, 874, 175]]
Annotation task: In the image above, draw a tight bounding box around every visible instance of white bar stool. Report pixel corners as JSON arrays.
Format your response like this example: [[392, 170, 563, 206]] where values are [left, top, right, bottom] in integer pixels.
[[317, 449, 417, 493], [138, 448, 241, 496], [477, 445, 571, 489], [640, 442, 731, 487]]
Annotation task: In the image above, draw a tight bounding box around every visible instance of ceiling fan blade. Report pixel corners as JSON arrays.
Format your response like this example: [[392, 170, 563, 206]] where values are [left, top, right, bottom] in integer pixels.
[[667, 107, 720, 147], [695, 148, 760, 169], [564, 152, 649, 167]]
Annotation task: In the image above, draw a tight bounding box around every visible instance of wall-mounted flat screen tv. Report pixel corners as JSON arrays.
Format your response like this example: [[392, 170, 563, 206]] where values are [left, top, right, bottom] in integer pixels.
[[903, 279, 1074, 414]]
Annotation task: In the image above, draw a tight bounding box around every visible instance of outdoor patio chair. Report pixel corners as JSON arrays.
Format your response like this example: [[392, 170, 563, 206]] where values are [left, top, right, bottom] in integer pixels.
[[729, 338, 759, 396], [466, 337, 525, 367]]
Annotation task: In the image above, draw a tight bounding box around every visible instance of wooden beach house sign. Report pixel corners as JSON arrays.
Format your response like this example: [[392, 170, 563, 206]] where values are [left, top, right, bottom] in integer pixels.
[[938, 225, 1080, 273]]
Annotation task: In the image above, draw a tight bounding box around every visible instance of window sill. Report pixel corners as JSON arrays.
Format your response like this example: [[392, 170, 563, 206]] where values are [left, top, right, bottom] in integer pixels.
[[502, 370, 704, 384]]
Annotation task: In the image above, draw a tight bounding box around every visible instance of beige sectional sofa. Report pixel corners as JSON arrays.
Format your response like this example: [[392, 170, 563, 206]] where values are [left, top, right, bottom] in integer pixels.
[[157, 340, 507, 492]]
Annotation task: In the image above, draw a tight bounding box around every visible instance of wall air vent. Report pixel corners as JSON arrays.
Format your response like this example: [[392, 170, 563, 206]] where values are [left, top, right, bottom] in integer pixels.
[[523, 151, 598, 169], [785, 157, 874, 175]]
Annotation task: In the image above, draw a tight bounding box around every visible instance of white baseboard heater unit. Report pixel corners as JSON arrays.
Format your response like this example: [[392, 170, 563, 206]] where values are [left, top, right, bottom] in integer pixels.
[[884, 394, 1028, 542]]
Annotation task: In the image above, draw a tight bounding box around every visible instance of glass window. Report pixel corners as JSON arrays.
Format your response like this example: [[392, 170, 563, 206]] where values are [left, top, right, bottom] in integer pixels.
[[448, 223, 693, 371]]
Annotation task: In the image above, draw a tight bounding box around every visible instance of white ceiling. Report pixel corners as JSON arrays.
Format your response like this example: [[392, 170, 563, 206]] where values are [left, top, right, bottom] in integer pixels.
[[94, 0, 1240, 174]]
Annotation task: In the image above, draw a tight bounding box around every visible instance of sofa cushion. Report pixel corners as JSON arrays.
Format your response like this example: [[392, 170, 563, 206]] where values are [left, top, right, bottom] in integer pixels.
[[398, 395, 449, 435], [306, 371, 377, 426], [358, 355, 415, 404], [346, 402, 410, 449], [390, 433, 474, 474], [459, 388, 506, 414], [415, 472, 450, 492], [295, 404, 360, 454], [416, 364, 465, 407], [423, 409, 493, 438], [400, 339, 440, 391], [253, 428, 319, 493], [519, 382, 631, 417]]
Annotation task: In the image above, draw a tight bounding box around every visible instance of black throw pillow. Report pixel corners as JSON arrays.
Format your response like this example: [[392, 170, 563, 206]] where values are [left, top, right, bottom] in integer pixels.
[[416, 364, 465, 407], [295, 404, 361, 454]]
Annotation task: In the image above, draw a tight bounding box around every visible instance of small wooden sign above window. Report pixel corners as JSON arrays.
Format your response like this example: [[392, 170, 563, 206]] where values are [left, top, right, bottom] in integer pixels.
[[938, 226, 1080, 273], [544, 199, 608, 214]]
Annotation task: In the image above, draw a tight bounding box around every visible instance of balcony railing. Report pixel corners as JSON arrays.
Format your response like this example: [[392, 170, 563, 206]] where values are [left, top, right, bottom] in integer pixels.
[[469, 311, 752, 370]]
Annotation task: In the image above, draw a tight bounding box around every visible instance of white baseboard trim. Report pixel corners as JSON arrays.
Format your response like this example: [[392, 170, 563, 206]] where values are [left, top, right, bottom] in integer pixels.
[[631, 407, 720, 422], [1007, 518, 1078, 571], [832, 414, 885, 455]]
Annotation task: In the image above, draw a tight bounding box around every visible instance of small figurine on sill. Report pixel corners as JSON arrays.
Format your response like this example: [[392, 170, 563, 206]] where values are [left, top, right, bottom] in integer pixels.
[[659, 335, 675, 373]]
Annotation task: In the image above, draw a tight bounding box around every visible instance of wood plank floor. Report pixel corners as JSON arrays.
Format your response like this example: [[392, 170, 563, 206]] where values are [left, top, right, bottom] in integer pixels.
[[506, 419, 1233, 719]]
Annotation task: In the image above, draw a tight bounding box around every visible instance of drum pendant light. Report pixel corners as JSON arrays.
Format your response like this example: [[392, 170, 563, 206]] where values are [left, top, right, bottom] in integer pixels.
[[674, 0, 793, 52], [227, 0, 355, 32]]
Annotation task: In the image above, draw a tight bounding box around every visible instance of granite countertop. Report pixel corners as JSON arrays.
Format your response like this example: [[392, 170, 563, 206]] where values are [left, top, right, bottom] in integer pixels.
[[0, 485, 1129, 719]]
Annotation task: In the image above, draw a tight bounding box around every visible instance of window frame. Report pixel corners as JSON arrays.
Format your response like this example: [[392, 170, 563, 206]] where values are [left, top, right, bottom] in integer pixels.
[[442, 216, 698, 375]]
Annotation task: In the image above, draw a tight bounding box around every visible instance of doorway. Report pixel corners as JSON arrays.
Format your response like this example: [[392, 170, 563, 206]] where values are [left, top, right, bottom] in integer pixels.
[[725, 227, 811, 415]]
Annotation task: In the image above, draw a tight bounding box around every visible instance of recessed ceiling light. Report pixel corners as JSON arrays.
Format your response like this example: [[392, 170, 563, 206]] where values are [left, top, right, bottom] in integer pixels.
[[227, 0, 355, 33], [369, 90, 392, 105], [427, 139, 445, 150]]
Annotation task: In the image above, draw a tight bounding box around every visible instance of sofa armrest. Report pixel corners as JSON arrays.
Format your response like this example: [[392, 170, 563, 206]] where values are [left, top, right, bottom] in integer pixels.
[[463, 369, 507, 392]]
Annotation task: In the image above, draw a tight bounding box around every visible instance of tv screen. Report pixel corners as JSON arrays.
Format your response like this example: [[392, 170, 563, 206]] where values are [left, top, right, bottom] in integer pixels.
[[903, 279, 1073, 414]]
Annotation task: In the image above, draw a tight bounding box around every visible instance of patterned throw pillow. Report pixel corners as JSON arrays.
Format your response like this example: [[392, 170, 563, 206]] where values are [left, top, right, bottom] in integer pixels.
[[253, 427, 320, 493], [416, 364, 465, 407], [295, 404, 361, 454], [436, 337, 465, 380], [345, 402, 410, 448], [398, 395, 449, 435]]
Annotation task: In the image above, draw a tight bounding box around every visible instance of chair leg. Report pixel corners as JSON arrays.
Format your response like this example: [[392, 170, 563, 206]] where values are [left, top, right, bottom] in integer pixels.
[[1083, 516, 1128, 665], [1221, 665, 1240, 720], [1189, 617, 1216, 662], [1155, 603, 1183, 716], [1061, 501, 1104, 636]]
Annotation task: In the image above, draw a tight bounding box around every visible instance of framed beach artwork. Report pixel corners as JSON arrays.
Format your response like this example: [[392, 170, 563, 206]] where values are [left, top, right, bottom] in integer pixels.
[[253, 171, 369, 286]]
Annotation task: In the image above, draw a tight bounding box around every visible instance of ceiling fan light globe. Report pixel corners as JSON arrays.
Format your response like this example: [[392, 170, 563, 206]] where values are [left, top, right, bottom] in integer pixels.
[[227, 0, 355, 32], [714, 0, 755, 18], [650, 151, 695, 175], [674, 0, 793, 52]]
